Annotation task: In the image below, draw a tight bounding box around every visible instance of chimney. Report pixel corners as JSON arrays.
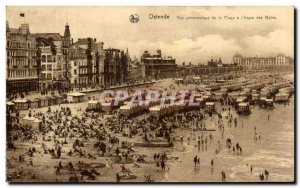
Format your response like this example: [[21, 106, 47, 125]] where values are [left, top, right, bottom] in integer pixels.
[[157, 49, 161, 56], [19, 24, 30, 35], [6, 20, 9, 32]]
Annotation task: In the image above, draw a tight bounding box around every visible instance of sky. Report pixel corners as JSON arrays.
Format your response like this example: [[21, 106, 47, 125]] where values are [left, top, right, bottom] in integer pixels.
[[6, 6, 294, 64]]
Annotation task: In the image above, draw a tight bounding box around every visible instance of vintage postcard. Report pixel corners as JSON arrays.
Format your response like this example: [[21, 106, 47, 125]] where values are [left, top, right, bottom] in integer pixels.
[[6, 6, 294, 183]]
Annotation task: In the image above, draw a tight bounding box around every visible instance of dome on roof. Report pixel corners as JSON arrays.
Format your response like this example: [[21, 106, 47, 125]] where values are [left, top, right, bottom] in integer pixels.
[[233, 53, 242, 57], [277, 53, 286, 57]]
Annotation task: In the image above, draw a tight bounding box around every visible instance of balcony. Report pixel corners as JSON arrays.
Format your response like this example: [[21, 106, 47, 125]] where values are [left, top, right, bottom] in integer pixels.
[[79, 65, 88, 68], [11, 56, 27, 58]]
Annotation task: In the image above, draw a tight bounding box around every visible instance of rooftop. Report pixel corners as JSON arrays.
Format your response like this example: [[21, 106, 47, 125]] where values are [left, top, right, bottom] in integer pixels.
[[34, 33, 63, 41]]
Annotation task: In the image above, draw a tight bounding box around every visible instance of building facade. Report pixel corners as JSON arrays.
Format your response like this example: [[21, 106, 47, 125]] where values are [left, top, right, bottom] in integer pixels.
[[104, 48, 128, 86], [233, 53, 294, 69], [6, 22, 38, 94], [35, 37, 66, 91], [141, 50, 177, 79], [208, 58, 223, 67], [34, 24, 72, 91], [68, 38, 105, 88], [128, 61, 145, 83]]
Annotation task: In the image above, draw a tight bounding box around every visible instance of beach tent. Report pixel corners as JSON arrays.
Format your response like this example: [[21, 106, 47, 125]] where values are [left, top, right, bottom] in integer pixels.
[[67, 92, 86, 103], [14, 99, 29, 110], [32, 118, 42, 130]]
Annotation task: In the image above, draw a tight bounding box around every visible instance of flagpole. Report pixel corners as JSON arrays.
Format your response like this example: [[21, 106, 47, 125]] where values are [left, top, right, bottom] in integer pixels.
[[20, 13, 25, 23]]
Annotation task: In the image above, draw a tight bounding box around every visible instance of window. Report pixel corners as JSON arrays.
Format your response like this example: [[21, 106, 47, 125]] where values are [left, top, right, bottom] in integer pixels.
[[47, 55, 53, 62], [47, 65, 52, 71], [42, 55, 46, 62], [41, 65, 46, 71], [74, 69, 77, 75]]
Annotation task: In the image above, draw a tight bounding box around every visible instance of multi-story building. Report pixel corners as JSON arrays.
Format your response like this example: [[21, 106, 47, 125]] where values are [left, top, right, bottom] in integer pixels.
[[68, 38, 104, 88], [35, 37, 65, 91], [233, 53, 294, 69], [104, 48, 129, 85], [208, 58, 223, 67], [141, 50, 177, 79], [128, 61, 145, 83], [34, 24, 73, 91], [6, 22, 38, 94]]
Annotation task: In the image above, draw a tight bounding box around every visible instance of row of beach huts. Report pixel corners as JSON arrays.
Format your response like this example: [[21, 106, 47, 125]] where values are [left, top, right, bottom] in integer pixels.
[[7, 92, 87, 111], [7, 76, 294, 120]]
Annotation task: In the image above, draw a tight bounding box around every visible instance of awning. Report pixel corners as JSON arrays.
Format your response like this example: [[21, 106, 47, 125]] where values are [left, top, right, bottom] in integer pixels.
[[6, 101, 14, 105], [67, 92, 86, 97], [14, 99, 28, 103]]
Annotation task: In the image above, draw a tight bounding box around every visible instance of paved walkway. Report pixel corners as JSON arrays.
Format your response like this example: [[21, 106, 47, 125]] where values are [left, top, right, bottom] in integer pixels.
[[11, 81, 157, 101]]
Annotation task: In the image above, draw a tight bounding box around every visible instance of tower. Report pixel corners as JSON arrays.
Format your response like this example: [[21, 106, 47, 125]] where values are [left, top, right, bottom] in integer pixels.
[[64, 23, 71, 47], [63, 23, 71, 90]]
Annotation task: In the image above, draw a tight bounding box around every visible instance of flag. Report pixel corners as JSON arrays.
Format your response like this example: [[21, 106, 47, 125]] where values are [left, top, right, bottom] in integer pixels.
[[20, 13, 25, 17]]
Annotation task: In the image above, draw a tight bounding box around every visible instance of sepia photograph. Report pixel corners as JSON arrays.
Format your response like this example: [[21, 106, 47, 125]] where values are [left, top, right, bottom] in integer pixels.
[[5, 6, 295, 183]]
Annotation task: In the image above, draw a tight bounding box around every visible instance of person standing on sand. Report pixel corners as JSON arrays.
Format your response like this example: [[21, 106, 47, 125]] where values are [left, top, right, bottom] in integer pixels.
[[194, 155, 198, 167], [116, 173, 120, 182], [221, 171, 226, 182], [268, 114, 270, 120], [259, 173, 264, 181], [210, 159, 214, 174], [241, 120, 244, 128], [234, 117, 237, 128], [161, 160, 166, 171], [264, 169, 269, 180], [156, 161, 160, 171], [197, 157, 200, 168], [250, 165, 253, 173]]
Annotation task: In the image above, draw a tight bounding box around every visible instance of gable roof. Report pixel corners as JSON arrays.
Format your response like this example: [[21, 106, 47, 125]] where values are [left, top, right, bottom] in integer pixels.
[[73, 38, 89, 46], [33, 33, 63, 41], [37, 37, 57, 48]]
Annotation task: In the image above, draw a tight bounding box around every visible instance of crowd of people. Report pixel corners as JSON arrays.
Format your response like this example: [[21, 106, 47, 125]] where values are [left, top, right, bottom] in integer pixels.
[[7, 71, 293, 183], [6, 91, 275, 182]]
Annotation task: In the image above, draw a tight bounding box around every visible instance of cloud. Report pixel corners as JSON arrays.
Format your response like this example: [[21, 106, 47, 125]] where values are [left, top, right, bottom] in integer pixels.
[[241, 29, 294, 57], [116, 34, 242, 64], [6, 7, 294, 64], [116, 28, 293, 65]]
